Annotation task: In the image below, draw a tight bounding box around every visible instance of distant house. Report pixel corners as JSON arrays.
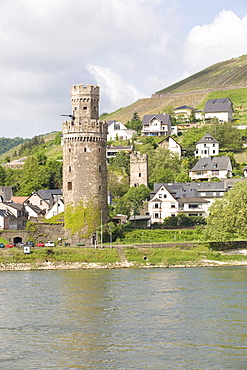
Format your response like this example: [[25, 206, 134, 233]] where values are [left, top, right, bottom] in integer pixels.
[[24, 192, 50, 213], [0, 202, 28, 230], [158, 136, 182, 158], [106, 145, 133, 162], [204, 98, 233, 122], [24, 204, 44, 219], [24, 189, 63, 213], [189, 156, 232, 181], [45, 198, 64, 219], [0, 209, 10, 230], [174, 105, 197, 119], [195, 132, 219, 158], [129, 215, 151, 228], [148, 179, 242, 224], [107, 120, 135, 141], [142, 114, 172, 136]]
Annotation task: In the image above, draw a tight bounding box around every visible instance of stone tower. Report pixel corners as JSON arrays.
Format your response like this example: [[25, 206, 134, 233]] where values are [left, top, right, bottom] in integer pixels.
[[62, 84, 108, 244], [130, 152, 148, 187]]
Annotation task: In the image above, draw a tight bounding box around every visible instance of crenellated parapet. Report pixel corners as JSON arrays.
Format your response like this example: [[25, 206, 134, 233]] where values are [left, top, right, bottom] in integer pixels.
[[130, 152, 148, 163], [62, 119, 108, 136]]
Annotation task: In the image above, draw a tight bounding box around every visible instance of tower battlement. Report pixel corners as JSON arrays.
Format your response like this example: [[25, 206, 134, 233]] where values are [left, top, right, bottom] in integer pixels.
[[62, 119, 108, 135], [70, 84, 99, 99], [130, 152, 148, 163]]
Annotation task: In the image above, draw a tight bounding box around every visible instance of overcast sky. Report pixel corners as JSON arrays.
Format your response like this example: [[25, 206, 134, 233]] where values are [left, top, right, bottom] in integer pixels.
[[1, 0, 247, 138]]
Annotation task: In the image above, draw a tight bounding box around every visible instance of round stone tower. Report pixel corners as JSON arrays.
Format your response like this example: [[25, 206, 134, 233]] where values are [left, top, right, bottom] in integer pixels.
[[62, 84, 108, 244]]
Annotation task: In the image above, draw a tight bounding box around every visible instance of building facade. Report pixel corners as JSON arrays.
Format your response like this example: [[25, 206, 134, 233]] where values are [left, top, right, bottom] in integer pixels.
[[130, 152, 148, 187], [62, 84, 108, 243]]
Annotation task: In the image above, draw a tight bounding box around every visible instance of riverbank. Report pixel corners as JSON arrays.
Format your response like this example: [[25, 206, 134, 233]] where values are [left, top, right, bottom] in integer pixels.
[[1, 250, 247, 271], [1, 246, 247, 271]]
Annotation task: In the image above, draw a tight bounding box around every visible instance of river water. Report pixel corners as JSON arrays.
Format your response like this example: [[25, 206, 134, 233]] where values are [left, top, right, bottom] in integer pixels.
[[0, 267, 246, 369]]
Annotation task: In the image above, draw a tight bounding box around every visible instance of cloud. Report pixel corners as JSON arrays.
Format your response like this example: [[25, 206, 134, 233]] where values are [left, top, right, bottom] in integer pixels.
[[183, 10, 247, 73], [86, 65, 146, 113], [0, 0, 180, 137]]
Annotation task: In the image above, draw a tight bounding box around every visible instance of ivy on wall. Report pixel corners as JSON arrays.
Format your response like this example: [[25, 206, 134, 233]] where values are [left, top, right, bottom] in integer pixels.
[[64, 200, 100, 238]]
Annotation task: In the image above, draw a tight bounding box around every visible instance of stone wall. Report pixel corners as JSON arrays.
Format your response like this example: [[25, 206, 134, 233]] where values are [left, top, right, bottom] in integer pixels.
[[1, 223, 65, 244]]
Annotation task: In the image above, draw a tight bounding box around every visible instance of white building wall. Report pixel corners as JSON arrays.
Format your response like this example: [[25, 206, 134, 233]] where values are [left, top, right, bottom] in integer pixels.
[[204, 111, 230, 122]]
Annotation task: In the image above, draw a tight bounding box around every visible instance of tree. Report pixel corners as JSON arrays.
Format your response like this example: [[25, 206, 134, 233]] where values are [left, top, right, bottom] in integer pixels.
[[203, 180, 247, 241], [45, 159, 63, 189], [108, 152, 130, 175], [115, 184, 150, 217], [125, 112, 142, 132], [18, 156, 49, 195], [207, 120, 242, 149], [148, 147, 182, 187], [107, 170, 129, 198], [0, 166, 5, 185], [54, 131, 62, 145]]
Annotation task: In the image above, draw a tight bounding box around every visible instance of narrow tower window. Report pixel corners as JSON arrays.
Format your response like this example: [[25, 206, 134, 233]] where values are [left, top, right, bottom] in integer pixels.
[[99, 165, 101, 172], [84, 148, 87, 152], [68, 166, 71, 172], [68, 182, 72, 190]]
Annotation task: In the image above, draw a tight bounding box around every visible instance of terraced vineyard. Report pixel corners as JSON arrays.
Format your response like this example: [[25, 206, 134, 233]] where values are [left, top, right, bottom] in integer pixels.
[[155, 55, 247, 95], [105, 55, 247, 125]]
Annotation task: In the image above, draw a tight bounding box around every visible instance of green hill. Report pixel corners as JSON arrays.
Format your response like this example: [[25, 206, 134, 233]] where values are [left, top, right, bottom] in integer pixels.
[[155, 55, 247, 95], [105, 55, 247, 124]]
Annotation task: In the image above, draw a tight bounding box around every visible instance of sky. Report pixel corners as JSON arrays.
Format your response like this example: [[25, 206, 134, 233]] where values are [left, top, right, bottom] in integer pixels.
[[1, 0, 247, 138]]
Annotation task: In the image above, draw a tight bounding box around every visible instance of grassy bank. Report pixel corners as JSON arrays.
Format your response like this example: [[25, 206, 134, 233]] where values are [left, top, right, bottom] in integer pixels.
[[112, 228, 203, 245], [1, 245, 247, 269]]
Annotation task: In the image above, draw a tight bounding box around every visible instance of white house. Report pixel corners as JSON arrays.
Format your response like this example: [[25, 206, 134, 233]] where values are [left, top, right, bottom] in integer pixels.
[[195, 132, 219, 158], [24, 192, 50, 212], [24, 204, 44, 219], [0, 203, 28, 230], [0, 209, 10, 230], [189, 156, 232, 181], [204, 98, 233, 122], [45, 198, 64, 219], [107, 120, 135, 141], [148, 179, 242, 224], [158, 136, 182, 158], [142, 114, 172, 136]]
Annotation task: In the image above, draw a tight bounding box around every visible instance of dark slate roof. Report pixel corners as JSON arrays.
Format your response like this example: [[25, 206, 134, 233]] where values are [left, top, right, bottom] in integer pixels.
[[26, 204, 43, 214], [129, 215, 151, 221], [142, 114, 170, 126], [4, 202, 24, 211], [204, 98, 232, 113], [0, 209, 9, 218], [107, 145, 132, 150], [190, 156, 231, 171], [196, 132, 219, 144], [174, 105, 196, 110], [37, 189, 62, 201], [178, 197, 209, 204], [107, 120, 116, 126]]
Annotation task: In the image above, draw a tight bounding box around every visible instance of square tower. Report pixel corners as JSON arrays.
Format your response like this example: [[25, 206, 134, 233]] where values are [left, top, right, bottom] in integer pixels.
[[130, 152, 148, 187]]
